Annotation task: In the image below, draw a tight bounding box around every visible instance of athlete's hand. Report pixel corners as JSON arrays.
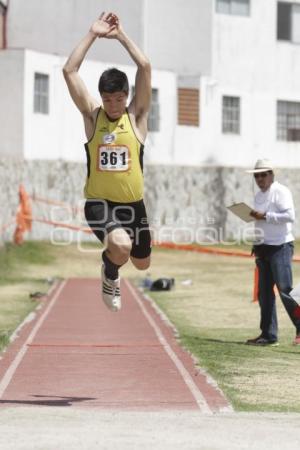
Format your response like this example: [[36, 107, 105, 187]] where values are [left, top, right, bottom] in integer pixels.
[[90, 12, 119, 38], [103, 13, 124, 40]]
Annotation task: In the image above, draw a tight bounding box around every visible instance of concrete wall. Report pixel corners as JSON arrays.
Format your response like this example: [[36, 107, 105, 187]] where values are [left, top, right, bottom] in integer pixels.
[[0, 158, 88, 244], [0, 49, 24, 157], [144, 164, 300, 244], [1, 159, 300, 244]]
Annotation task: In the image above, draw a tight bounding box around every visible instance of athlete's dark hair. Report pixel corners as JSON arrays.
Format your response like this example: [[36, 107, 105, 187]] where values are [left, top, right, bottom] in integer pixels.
[[98, 68, 129, 95]]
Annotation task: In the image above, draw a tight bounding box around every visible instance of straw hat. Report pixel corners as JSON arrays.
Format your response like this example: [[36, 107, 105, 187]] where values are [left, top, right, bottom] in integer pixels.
[[245, 158, 274, 174]]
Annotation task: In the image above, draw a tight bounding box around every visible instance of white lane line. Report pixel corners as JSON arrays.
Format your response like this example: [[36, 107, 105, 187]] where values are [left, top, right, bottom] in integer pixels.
[[125, 280, 212, 414], [0, 280, 67, 398]]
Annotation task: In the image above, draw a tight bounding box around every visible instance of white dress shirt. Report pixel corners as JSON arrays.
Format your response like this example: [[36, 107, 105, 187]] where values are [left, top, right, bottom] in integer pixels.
[[254, 181, 295, 245]]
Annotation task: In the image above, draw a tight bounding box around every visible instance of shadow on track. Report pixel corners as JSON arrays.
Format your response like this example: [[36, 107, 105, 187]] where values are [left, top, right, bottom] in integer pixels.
[[0, 394, 95, 407]]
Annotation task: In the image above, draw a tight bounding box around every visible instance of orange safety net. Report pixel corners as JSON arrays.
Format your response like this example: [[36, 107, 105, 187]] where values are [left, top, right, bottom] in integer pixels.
[[13, 185, 32, 245], [155, 241, 253, 258]]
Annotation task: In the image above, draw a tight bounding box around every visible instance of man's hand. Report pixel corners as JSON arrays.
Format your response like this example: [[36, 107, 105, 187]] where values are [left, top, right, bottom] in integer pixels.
[[250, 210, 266, 220], [90, 12, 122, 39]]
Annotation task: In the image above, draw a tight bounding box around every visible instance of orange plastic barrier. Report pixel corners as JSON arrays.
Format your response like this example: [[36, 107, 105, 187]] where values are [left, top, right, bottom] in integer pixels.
[[22, 215, 92, 234], [7, 187, 300, 263], [13, 185, 32, 245], [154, 241, 252, 258], [154, 241, 300, 262], [7, 188, 89, 244], [30, 194, 82, 214]]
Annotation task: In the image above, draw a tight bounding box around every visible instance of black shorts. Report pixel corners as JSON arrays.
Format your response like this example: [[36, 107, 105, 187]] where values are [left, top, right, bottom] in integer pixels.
[[84, 199, 152, 259]]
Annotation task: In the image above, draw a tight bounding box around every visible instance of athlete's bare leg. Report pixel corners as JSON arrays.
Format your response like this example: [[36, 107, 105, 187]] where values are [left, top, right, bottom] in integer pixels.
[[100, 228, 131, 311], [101, 228, 151, 312], [104, 229, 151, 270], [104, 228, 132, 266]]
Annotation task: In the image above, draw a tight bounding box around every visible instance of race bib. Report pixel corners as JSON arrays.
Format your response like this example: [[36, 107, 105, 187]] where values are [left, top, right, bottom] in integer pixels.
[[98, 145, 130, 172]]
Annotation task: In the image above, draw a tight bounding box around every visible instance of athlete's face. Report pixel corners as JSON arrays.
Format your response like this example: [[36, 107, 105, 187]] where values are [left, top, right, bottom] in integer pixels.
[[101, 91, 128, 120]]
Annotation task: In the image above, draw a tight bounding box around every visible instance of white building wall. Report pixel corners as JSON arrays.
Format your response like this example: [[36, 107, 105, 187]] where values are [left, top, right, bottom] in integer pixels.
[[23, 51, 63, 160], [172, 0, 300, 168], [146, 0, 213, 75], [210, 0, 300, 168], [4, 0, 300, 169], [0, 49, 24, 157], [7, 0, 144, 66], [6, 0, 212, 75], [173, 76, 217, 166], [22, 49, 176, 163]]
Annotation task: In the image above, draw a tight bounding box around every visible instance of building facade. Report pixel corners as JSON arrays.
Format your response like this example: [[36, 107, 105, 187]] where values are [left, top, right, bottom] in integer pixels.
[[1, 0, 300, 168], [174, 0, 300, 168], [1, 0, 300, 241], [0, 48, 176, 163]]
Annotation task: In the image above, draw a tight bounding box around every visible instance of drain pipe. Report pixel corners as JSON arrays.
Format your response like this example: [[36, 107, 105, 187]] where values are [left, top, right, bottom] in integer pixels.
[[1, 0, 9, 49]]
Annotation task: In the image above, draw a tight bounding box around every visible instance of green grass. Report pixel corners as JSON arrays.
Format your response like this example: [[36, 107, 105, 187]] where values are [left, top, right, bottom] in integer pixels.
[[142, 247, 300, 413], [0, 332, 10, 352], [0, 241, 55, 283], [177, 328, 300, 412], [0, 241, 55, 351]]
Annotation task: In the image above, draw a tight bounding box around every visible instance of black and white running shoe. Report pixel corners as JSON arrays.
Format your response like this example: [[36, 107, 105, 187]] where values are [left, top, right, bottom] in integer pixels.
[[101, 264, 121, 312]]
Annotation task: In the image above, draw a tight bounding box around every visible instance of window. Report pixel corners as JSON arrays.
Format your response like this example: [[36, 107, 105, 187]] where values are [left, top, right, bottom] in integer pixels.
[[216, 0, 250, 16], [277, 2, 300, 43], [178, 88, 200, 126], [277, 2, 292, 40], [222, 96, 240, 134], [277, 101, 300, 141], [0, 3, 6, 49], [148, 88, 160, 132], [34, 73, 49, 114]]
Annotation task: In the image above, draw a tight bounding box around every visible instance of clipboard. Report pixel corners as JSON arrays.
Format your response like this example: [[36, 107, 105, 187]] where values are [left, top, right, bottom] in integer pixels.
[[227, 202, 254, 223]]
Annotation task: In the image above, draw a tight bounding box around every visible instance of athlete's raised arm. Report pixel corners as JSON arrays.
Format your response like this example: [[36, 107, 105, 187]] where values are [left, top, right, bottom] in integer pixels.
[[105, 15, 152, 137], [62, 12, 117, 117]]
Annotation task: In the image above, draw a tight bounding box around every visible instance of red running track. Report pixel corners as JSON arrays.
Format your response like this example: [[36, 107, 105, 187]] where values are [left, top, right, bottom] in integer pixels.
[[0, 279, 231, 413]]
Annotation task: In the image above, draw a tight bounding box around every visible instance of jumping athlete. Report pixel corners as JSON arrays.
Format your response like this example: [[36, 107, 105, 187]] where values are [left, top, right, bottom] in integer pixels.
[[63, 12, 152, 311]]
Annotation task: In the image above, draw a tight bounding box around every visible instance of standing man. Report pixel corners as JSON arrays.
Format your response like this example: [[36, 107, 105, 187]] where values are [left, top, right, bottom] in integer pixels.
[[63, 12, 152, 312], [246, 159, 300, 346]]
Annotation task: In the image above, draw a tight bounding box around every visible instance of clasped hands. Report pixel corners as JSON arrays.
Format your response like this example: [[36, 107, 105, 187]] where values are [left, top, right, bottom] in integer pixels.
[[90, 12, 122, 39]]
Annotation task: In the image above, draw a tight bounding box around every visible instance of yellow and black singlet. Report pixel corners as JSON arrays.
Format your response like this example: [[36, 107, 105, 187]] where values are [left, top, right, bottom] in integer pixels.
[[84, 108, 144, 203]]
